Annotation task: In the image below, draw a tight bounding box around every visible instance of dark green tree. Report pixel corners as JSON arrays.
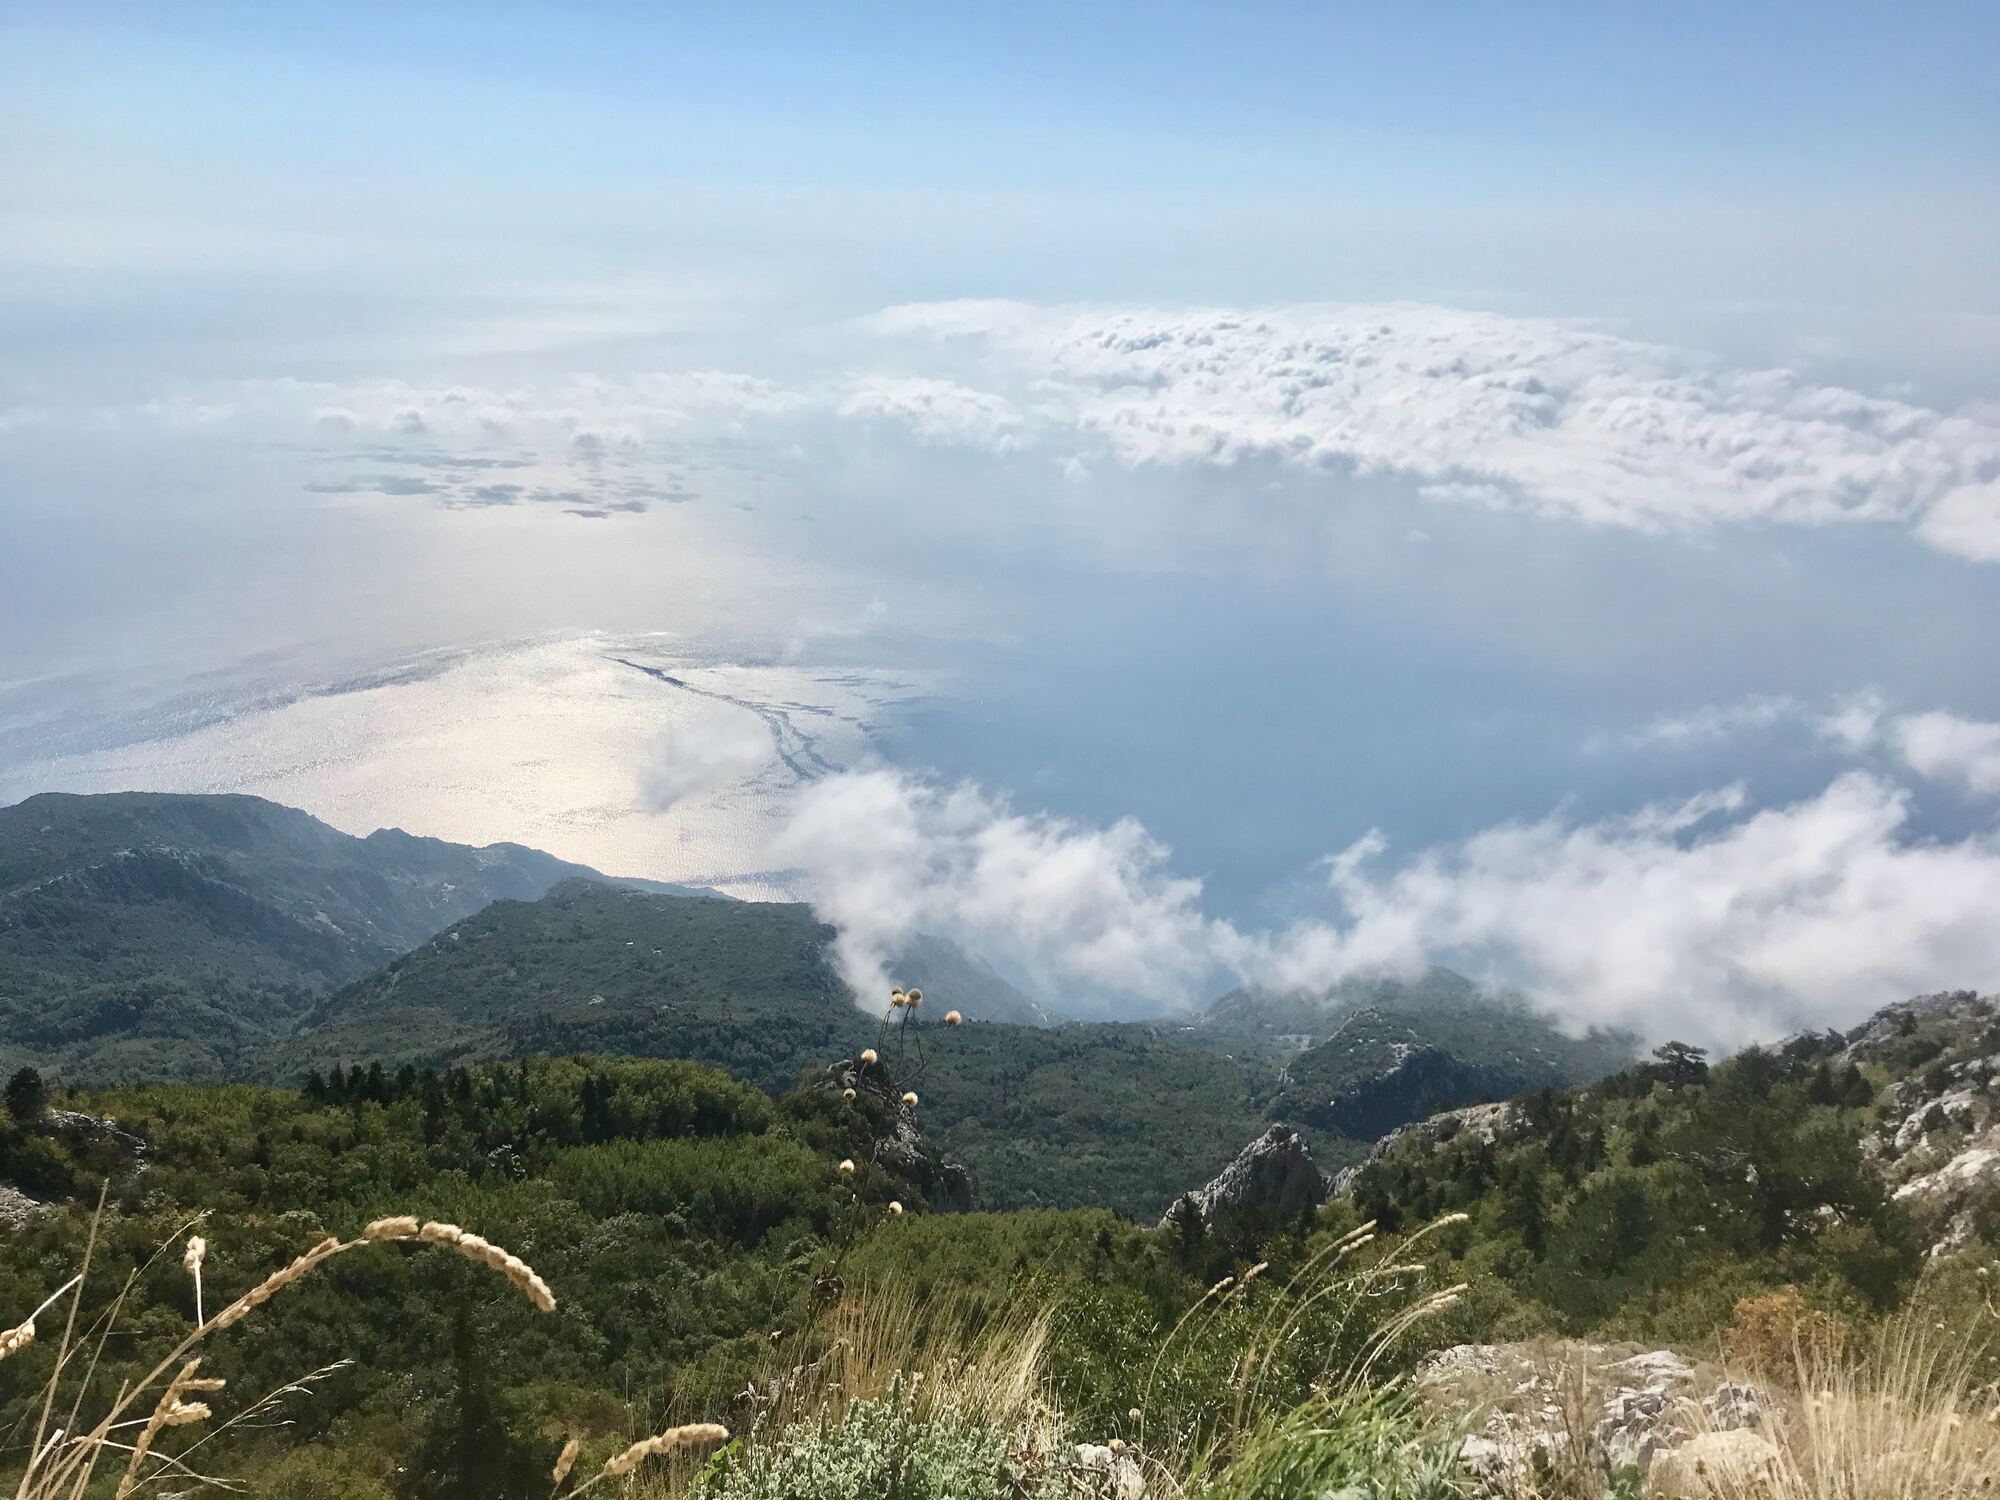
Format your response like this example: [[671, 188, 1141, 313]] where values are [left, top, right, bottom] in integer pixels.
[[4, 1067, 48, 1124]]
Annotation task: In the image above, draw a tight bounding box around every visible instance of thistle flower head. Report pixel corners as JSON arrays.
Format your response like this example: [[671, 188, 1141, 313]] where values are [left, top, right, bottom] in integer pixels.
[[841, 1087, 857, 1102], [838, 1159, 856, 1175], [887, 1201, 904, 1216], [0, 1318, 34, 1362], [901, 1091, 918, 1108], [944, 1009, 962, 1025], [1128, 1407, 1142, 1423], [905, 988, 922, 1006], [860, 1048, 878, 1066]]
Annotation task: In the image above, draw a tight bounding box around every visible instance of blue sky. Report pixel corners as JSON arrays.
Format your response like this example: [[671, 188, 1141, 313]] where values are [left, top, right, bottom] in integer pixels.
[[4, 5, 2000, 1041]]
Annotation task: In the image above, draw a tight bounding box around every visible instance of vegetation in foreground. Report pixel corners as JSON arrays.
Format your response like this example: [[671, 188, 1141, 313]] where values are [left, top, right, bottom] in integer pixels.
[[4, 985, 1999, 1497]]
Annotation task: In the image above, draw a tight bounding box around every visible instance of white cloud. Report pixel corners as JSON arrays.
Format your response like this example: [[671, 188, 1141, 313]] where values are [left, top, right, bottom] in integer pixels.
[[1600, 695, 1801, 751], [836, 376, 1021, 449], [1917, 480, 2000, 561], [869, 299, 2000, 557], [638, 704, 777, 812], [1890, 711, 2000, 797], [769, 769, 1231, 1006], [1292, 773, 2000, 1047], [60, 298, 2000, 559], [774, 763, 2000, 1046], [1817, 692, 1887, 754], [1808, 696, 2000, 798]]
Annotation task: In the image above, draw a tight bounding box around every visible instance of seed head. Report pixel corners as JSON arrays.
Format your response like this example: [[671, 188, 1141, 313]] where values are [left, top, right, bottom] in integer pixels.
[[418, 1221, 557, 1313], [182, 1235, 206, 1275], [944, 1009, 962, 1025], [551, 1436, 582, 1487], [600, 1422, 730, 1478], [901, 1091, 919, 1108], [838, 1159, 856, 1175], [841, 1087, 856, 1102], [860, 1048, 878, 1066], [364, 1216, 421, 1240], [887, 1201, 904, 1216], [1128, 1407, 1142, 1423], [162, 1399, 211, 1427], [905, 988, 922, 1006]]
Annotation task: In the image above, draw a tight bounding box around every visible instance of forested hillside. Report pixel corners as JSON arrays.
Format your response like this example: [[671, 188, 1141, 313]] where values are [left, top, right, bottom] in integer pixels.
[[0, 792, 659, 1079], [1330, 991, 2000, 1345]]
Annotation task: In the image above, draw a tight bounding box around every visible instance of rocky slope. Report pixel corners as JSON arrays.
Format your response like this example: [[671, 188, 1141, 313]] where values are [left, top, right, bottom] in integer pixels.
[[1844, 990, 2000, 1255], [1161, 1124, 1330, 1227], [1196, 971, 1636, 1146]]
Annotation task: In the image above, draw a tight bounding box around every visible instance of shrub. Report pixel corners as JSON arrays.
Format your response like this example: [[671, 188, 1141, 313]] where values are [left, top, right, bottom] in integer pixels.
[[1721, 1286, 1850, 1379], [688, 1392, 1068, 1500]]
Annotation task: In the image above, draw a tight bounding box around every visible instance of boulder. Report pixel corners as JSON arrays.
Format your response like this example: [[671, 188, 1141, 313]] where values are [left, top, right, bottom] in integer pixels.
[[1645, 1429, 1781, 1497], [1072, 1442, 1144, 1499]]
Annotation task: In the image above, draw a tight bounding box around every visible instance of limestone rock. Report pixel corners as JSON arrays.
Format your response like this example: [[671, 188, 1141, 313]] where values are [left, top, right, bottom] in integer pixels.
[[1644, 1429, 1780, 1497], [1072, 1442, 1144, 1499], [1163, 1125, 1327, 1226], [1331, 1100, 1518, 1198]]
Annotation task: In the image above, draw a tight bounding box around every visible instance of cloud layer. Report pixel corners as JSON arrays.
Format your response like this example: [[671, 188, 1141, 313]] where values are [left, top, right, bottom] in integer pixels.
[[773, 759, 2000, 1047], [16, 298, 2000, 557], [868, 299, 2000, 557]]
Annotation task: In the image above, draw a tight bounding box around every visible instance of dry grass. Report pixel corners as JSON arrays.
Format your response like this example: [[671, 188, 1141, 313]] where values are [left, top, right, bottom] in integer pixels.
[[1, 1201, 561, 1500], [611, 1283, 1060, 1499], [1676, 1318, 2000, 1500]]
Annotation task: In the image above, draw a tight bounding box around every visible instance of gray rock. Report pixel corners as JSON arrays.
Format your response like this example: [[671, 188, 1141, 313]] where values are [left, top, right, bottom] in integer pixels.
[[0, 1185, 42, 1230], [1164, 1125, 1327, 1226], [1072, 1442, 1145, 1499], [1331, 1101, 1518, 1198], [1644, 1429, 1780, 1497], [1703, 1382, 1767, 1432]]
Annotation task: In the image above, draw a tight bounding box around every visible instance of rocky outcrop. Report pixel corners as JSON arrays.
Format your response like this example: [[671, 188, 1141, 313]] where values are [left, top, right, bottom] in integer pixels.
[[1422, 1341, 1769, 1492], [1845, 991, 2000, 1255], [41, 1107, 150, 1161], [1162, 1125, 1328, 1227], [1070, 1443, 1144, 1499], [0, 1185, 42, 1230], [1330, 1100, 1518, 1198]]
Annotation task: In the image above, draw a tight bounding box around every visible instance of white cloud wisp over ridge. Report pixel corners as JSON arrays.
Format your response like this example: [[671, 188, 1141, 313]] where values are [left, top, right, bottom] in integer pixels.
[[773, 761, 2000, 1048]]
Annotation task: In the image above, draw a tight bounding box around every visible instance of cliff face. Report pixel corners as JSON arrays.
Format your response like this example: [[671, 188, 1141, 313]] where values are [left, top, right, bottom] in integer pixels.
[[1163, 1125, 1329, 1227]]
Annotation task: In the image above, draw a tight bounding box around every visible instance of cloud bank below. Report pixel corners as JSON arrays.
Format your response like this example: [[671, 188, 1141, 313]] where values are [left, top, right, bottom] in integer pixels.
[[773, 754, 2000, 1049]]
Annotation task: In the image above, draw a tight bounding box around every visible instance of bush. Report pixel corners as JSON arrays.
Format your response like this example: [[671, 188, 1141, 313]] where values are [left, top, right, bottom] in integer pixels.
[[1721, 1286, 1850, 1378], [689, 1392, 1068, 1500], [1191, 1391, 1464, 1500]]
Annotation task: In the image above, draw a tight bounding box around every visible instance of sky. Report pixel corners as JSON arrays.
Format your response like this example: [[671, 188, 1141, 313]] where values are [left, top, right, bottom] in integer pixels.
[[4, 4, 2000, 1046]]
